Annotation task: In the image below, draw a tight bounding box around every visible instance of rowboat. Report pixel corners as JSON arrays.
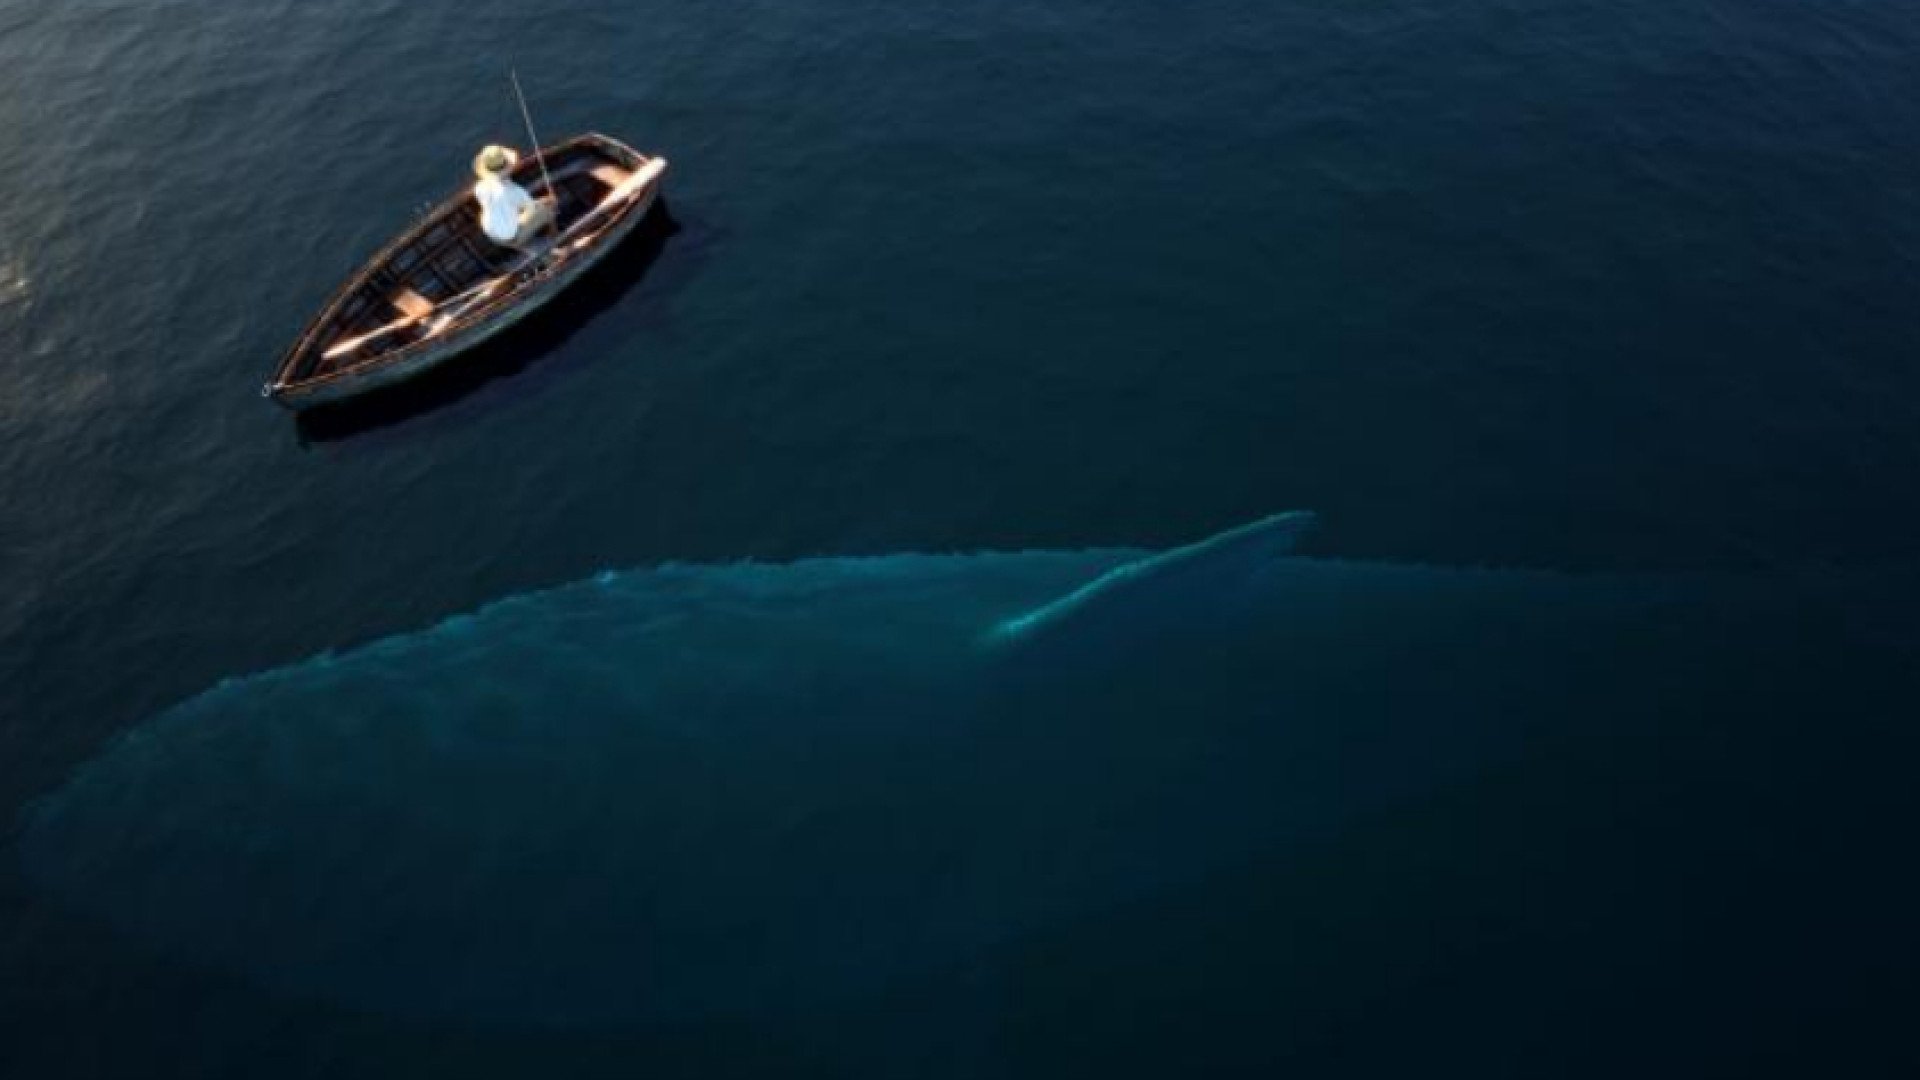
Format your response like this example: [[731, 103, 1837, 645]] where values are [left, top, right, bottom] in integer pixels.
[[266, 132, 667, 409]]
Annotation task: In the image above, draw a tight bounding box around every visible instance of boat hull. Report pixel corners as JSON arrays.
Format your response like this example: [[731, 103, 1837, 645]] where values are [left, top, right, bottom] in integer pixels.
[[267, 135, 665, 411]]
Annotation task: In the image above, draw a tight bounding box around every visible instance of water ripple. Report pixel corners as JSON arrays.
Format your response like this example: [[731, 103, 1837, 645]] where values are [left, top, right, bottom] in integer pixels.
[[0, 256, 25, 308]]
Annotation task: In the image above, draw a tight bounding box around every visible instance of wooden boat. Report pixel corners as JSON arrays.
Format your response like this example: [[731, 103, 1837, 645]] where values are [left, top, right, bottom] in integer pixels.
[[267, 133, 667, 409]]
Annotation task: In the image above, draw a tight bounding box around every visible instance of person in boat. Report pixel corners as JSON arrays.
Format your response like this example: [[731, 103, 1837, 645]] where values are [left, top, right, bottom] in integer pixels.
[[472, 144, 556, 252]]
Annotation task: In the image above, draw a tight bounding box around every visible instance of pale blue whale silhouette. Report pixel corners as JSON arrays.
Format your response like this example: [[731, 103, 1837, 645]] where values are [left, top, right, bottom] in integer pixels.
[[21, 513, 1788, 1025]]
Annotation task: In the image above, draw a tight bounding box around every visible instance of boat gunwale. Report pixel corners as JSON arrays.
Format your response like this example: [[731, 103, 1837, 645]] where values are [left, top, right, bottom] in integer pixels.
[[268, 132, 657, 398]]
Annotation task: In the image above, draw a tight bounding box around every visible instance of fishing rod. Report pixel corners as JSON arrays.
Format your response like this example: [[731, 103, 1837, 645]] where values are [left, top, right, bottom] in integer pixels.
[[510, 69, 557, 200]]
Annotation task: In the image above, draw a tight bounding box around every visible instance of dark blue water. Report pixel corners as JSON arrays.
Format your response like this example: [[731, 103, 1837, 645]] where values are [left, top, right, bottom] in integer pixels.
[[3, 0, 1918, 1075]]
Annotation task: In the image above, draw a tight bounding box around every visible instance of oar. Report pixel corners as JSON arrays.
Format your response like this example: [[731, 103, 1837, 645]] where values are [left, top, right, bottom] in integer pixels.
[[551, 158, 668, 251], [318, 157, 663, 361], [320, 272, 515, 360], [427, 272, 516, 327]]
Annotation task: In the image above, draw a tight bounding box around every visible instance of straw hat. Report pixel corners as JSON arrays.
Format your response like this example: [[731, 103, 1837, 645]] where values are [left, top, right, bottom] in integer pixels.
[[473, 144, 520, 179]]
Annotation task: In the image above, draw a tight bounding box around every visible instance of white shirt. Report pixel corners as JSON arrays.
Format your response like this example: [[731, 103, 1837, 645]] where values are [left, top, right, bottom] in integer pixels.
[[474, 175, 535, 243]]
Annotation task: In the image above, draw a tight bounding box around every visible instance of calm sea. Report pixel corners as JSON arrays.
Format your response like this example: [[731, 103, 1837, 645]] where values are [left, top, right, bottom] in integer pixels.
[[2, 0, 1918, 1075]]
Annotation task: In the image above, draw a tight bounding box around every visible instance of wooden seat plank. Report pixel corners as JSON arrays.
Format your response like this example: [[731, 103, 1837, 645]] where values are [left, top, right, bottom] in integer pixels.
[[590, 163, 631, 188], [392, 288, 434, 319]]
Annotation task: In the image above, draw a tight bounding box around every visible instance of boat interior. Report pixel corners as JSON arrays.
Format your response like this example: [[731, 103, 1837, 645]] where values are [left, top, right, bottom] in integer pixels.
[[292, 140, 642, 380]]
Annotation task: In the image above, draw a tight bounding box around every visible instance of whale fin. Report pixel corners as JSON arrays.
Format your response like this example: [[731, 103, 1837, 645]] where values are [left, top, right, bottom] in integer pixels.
[[993, 511, 1317, 643]]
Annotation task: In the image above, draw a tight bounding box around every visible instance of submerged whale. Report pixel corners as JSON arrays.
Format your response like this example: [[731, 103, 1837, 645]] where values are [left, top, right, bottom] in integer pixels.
[[16, 513, 1831, 1025]]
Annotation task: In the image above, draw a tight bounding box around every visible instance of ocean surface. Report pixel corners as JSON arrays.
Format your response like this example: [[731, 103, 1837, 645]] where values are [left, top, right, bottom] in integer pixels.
[[2, 0, 1918, 1075]]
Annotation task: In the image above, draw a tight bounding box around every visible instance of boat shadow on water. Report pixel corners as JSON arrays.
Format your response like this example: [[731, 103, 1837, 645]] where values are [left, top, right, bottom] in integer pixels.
[[293, 202, 685, 444]]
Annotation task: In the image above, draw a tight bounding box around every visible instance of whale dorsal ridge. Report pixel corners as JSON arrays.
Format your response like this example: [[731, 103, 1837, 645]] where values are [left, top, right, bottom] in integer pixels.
[[993, 511, 1317, 642]]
